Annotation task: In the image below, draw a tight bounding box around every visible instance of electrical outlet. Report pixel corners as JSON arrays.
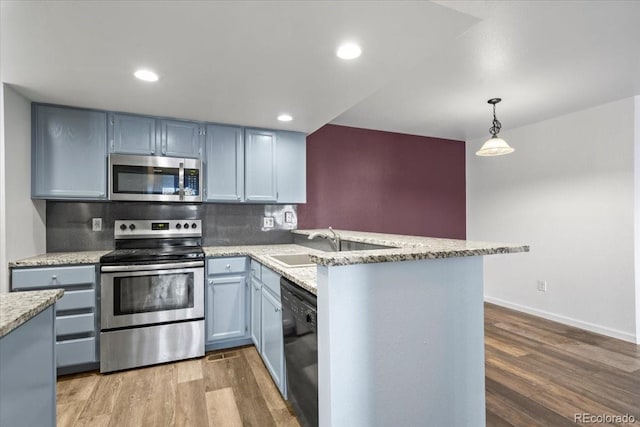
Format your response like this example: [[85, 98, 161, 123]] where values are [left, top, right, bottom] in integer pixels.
[[92, 218, 103, 232], [263, 216, 275, 228], [537, 280, 547, 292], [284, 211, 294, 224]]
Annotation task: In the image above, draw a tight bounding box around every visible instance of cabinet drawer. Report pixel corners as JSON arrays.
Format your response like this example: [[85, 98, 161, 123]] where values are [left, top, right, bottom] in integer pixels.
[[56, 289, 95, 312], [12, 265, 95, 290], [56, 337, 96, 367], [261, 266, 281, 297], [56, 313, 95, 336], [250, 259, 261, 280], [208, 257, 247, 275]]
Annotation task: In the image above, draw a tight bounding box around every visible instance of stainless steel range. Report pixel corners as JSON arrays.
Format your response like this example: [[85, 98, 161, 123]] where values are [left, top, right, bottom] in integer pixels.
[[99, 219, 205, 373]]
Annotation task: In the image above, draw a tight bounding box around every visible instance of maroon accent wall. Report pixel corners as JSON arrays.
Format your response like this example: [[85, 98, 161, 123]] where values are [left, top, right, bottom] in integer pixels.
[[297, 124, 466, 239]]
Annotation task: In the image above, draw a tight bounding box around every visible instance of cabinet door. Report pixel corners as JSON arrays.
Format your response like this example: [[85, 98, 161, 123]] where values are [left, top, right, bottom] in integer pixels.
[[160, 119, 202, 158], [206, 275, 247, 344], [245, 129, 277, 202], [205, 124, 244, 201], [250, 277, 262, 351], [109, 113, 157, 155], [276, 131, 306, 203], [32, 105, 107, 199], [261, 286, 284, 392]]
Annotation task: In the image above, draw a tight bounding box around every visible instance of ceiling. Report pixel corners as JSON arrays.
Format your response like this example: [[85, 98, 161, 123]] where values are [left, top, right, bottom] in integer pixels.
[[2, 1, 640, 141]]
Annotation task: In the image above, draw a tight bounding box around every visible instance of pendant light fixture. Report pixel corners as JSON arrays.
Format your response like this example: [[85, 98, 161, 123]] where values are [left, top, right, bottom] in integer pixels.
[[476, 98, 514, 156]]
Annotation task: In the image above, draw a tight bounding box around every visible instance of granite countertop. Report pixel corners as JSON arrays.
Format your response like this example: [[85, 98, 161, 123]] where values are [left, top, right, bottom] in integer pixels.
[[8, 250, 110, 268], [293, 229, 529, 267], [204, 244, 321, 295], [0, 289, 64, 338], [7, 231, 528, 296]]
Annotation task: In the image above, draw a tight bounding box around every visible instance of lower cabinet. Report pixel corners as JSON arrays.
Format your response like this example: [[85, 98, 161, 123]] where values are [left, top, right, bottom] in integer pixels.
[[11, 264, 99, 374], [205, 257, 251, 350], [261, 284, 285, 393], [250, 276, 262, 350], [206, 275, 248, 343]]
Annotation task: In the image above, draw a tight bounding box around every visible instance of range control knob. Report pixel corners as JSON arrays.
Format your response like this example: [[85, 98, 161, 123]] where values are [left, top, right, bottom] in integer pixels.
[[129, 224, 136, 231], [119, 224, 126, 231], [183, 223, 189, 229], [191, 223, 197, 229], [176, 223, 182, 229]]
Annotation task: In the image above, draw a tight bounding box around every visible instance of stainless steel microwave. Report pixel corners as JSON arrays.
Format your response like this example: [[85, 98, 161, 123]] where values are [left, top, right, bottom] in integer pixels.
[[109, 154, 202, 202]]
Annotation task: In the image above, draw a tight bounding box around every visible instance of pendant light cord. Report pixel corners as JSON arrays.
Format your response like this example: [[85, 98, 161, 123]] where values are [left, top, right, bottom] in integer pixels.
[[489, 103, 502, 137]]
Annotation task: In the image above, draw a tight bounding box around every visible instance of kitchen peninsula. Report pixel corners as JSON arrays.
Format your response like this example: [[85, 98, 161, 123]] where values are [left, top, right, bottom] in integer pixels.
[[0, 290, 63, 427], [9, 230, 527, 427]]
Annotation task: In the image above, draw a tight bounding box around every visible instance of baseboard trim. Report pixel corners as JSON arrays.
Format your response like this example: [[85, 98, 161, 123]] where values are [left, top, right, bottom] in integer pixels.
[[484, 296, 638, 344]]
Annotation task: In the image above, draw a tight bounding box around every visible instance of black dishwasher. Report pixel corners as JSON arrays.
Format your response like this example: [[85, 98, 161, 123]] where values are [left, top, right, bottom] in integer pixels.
[[281, 278, 318, 427]]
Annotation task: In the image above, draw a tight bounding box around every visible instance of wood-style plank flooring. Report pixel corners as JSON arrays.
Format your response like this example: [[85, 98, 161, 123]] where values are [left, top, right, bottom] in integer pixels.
[[56, 346, 300, 427], [57, 304, 640, 426], [484, 303, 640, 426]]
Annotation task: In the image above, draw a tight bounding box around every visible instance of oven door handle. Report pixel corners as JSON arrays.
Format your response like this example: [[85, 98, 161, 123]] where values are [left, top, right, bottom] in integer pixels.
[[101, 260, 204, 272]]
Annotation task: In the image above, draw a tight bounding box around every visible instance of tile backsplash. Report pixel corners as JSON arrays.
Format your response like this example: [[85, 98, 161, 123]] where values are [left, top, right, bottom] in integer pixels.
[[46, 201, 297, 252]]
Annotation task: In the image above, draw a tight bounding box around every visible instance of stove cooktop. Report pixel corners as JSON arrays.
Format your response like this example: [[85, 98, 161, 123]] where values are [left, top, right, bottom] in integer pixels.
[[100, 246, 205, 265]]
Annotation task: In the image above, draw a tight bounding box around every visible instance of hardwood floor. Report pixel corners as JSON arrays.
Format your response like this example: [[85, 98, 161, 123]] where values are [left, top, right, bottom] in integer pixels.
[[57, 304, 640, 426], [56, 346, 300, 427], [484, 303, 640, 426]]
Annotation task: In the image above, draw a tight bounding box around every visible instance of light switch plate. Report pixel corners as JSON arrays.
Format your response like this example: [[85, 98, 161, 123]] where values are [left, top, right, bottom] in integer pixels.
[[263, 217, 275, 228], [92, 218, 103, 231]]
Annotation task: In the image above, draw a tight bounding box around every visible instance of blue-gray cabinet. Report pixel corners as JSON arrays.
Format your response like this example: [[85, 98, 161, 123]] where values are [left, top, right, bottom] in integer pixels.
[[11, 264, 99, 373], [250, 261, 285, 396], [250, 276, 262, 350], [160, 119, 203, 158], [32, 105, 107, 200], [205, 124, 244, 201], [0, 306, 56, 427], [261, 282, 285, 393], [109, 113, 203, 158], [205, 257, 251, 349], [108, 113, 157, 155], [245, 129, 277, 202], [276, 130, 306, 203]]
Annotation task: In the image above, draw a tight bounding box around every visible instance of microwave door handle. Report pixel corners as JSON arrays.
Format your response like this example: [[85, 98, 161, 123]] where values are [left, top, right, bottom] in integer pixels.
[[179, 162, 185, 200]]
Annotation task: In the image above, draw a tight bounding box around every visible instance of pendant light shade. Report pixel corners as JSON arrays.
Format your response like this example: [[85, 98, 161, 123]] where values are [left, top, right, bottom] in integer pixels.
[[476, 98, 514, 157], [476, 136, 514, 156]]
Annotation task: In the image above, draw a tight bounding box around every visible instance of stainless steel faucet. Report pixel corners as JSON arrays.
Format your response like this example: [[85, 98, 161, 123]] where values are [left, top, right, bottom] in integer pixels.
[[308, 226, 341, 251]]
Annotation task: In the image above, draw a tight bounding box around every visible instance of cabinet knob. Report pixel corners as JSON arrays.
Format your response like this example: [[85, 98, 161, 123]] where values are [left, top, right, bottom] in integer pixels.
[[226, 264, 231, 269], [51, 275, 57, 282], [275, 307, 280, 313]]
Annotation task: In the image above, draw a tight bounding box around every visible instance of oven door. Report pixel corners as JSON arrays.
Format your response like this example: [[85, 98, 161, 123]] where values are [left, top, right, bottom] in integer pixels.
[[101, 261, 204, 330]]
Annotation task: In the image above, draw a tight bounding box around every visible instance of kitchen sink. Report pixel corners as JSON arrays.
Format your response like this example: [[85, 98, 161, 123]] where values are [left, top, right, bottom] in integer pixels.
[[267, 254, 316, 268]]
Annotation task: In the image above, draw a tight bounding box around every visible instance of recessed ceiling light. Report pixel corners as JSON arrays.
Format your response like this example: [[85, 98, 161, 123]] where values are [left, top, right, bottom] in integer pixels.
[[336, 43, 362, 60], [277, 114, 293, 122], [134, 69, 159, 82]]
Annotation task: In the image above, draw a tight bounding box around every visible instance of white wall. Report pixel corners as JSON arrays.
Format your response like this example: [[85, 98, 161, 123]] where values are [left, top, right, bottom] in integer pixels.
[[467, 97, 637, 343], [0, 83, 6, 292], [635, 96, 640, 344], [1, 84, 46, 292]]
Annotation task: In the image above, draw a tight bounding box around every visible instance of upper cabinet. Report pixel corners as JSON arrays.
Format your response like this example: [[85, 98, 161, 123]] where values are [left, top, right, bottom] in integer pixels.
[[109, 113, 203, 158], [275, 131, 306, 204], [245, 129, 277, 202], [108, 113, 157, 155], [205, 124, 244, 202], [160, 119, 203, 158], [205, 127, 306, 204], [32, 103, 306, 203], [32, 105, 108, 200]]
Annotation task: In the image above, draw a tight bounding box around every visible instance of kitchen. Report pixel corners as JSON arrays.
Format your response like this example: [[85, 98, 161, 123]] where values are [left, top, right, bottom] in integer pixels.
[[1, 1, 640, 427]]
